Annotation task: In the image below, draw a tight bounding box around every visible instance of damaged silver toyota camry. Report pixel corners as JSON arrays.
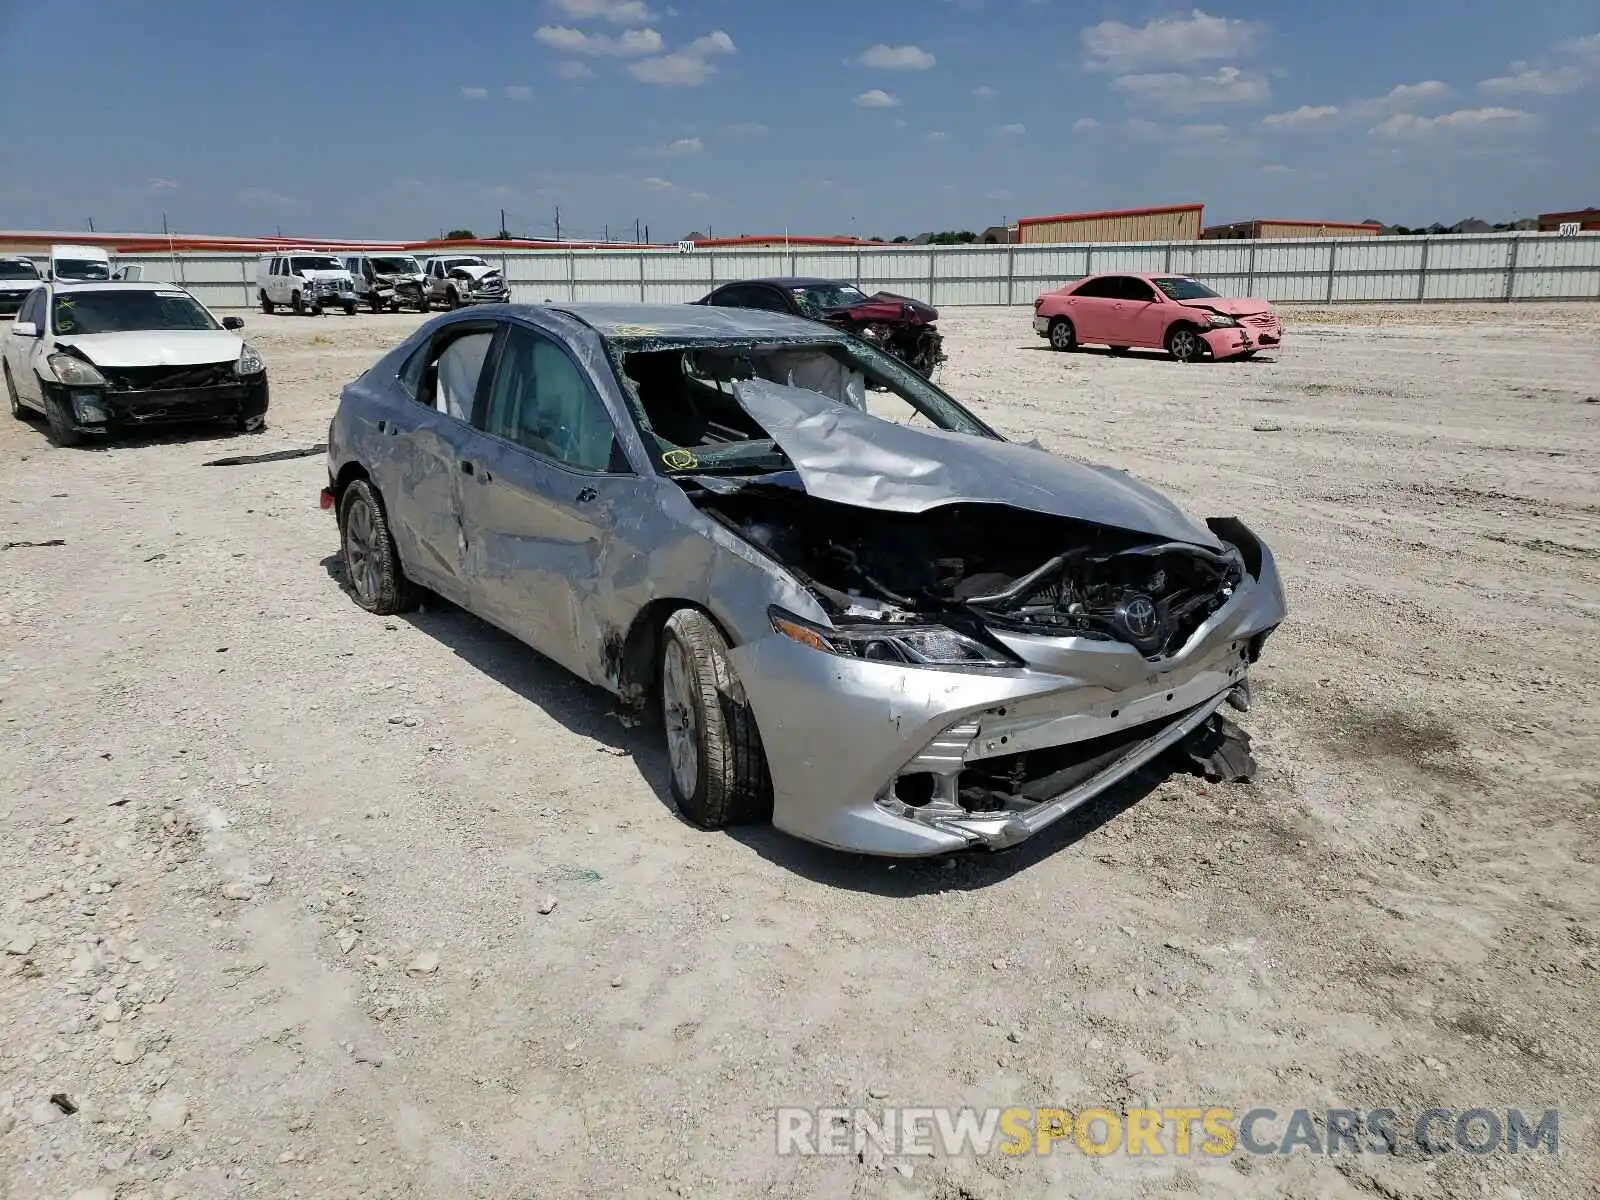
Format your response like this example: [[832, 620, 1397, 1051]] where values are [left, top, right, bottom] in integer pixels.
[[323, 304, 1287, 856]]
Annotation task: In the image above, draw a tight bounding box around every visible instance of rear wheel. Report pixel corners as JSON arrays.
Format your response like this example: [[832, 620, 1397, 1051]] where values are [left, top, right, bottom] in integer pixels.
[[1047, 317, 1077, 352], [260, 290, 275, 315], [5, 364, 27, 420], [444, 287, 460, 310], [1166, 324, 1205, 364], [342, 301, 357, 316], [338, 479, 417, 615], [660, 608, 771, 829]]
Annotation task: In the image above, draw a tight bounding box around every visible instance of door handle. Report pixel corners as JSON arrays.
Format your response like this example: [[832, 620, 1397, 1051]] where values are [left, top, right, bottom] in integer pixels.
[[576, 486, 598, 503]]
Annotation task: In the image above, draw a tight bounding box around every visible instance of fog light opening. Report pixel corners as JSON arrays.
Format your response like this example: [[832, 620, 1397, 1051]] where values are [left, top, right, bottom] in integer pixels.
[[893, 772, 937, 808]]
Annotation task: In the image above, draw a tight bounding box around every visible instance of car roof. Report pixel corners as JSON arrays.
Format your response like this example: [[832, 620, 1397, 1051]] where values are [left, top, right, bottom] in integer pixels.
[[1079, 272, 1189, 282], [724, 277, 847, 289], [544, 303, 835, 341], [49, 280, 194, 294]]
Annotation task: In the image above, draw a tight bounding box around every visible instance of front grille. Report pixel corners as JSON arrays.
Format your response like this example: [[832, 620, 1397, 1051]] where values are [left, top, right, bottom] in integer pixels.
[[99, 361, 237, 392]]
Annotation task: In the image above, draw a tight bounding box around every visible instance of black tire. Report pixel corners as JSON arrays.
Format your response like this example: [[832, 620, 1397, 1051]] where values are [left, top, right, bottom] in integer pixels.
[[260, 290, 275, 315], [369, 293, 386, 314], [1047, 317, 1077, 352], [337, 479, 418, 616], [43, 392, 85, 447], [342, 301, 357, 316], [291, 290, 305, 315], [444, 287, 459, 311], [4, 363, 28, 420], [660, 608, 772, 829], [1166, 324, 1206, 364]]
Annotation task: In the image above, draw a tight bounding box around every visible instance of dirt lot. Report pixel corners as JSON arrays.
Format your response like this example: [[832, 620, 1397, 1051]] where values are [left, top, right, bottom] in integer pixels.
[[2, 303, 1597, 1200]]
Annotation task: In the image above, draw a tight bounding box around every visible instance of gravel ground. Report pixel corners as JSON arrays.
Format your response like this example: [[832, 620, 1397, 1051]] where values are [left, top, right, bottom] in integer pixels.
[[2, 303, 1597, 1200]]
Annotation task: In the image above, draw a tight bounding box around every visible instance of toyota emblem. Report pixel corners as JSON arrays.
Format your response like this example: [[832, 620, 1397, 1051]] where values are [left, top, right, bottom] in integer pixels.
[[1121, 596, 1159, 640]]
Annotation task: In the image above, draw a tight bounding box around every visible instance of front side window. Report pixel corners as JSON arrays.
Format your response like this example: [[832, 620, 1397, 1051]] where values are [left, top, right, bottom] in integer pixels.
[[794, 282, 868, 313], [20, 288, 46, 326], [52, 289, 218, 335], [1151, 277, 1221, 301], [482, 325, 620, 472], [1119, 277, 1158, 302]]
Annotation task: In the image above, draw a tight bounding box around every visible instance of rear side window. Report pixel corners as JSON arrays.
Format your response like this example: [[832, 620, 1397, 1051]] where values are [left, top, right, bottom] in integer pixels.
[[1072, 277, 1118, 298], [399, 326, 496, 420]]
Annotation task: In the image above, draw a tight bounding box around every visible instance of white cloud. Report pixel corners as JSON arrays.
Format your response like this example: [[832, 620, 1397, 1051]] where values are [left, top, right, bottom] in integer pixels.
[[972, 85, 998, 99], [642, 176, 676, 190], [460, 86, 489, 99], [549, 0, 656, 22], [1371, 107, 1537, 137], [1083, 9, 1263, 68], [1113, 66, 1269, 110], [1072, 116, 1099, 131], [1182, 123, 1230, 138], [1262, 104, 1339, 129], [686, 191, 711, 204], [1383, 80, 1450, 107], [654, 136, 704, 157], [685, 30, 736, 57], [1563, 33, 1600, 58], [1122, 117, 1164, 140], [147, 177, 180, 191], [628, 29, 735, 86], [1480, 65, 1588, 95], [535, 25, 662, 55], [856, 89, 899, 108], [926, 130, 948, 142], [555, 60, 594, 80], [993, 122, 1026, 136], [854, 44, 936, 70], [503, 85, 534, 101]]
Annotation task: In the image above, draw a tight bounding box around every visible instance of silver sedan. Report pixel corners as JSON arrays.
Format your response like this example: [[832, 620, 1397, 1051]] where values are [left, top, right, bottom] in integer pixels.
[[322, 304, 1287, 856]]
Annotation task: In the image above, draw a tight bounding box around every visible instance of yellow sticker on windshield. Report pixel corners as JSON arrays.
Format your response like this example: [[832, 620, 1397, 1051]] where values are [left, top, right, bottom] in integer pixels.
[[610, 324, 663, 337], [661, 449, 698, 471]]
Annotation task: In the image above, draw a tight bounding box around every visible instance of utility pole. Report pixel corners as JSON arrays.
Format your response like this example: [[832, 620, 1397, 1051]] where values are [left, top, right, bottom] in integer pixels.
[[555, 205, 562, 241], [500, 207, 507, 239], [87, 217, 95, 232], [161, 212, 169, 235], [644, 223, 649, 243], [635, 217, 641, 243], [604, 224, 609, 243]]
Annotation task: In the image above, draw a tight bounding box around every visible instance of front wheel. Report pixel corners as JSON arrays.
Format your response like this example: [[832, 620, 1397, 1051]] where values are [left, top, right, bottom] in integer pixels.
[[44, 393, 85, 447], [1047, 317, 1077, 352], [369, 294, 386, 314], [660, 608, 771, 830], [291, 290, 305, 315], [338, 479, 417, 615], [1166, 324, 1206, 364], [444, 288, 460, 310]]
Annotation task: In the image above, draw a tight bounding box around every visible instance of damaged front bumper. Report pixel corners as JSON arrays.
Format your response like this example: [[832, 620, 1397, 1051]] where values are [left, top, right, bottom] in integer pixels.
[[731, 523, 1286, 856], [43, 375, 269, 433]]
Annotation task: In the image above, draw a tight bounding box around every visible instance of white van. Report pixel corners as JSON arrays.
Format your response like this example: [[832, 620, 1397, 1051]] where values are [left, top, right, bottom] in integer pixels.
[[50, 244, 113, 283], [256, 251, 358, 316]]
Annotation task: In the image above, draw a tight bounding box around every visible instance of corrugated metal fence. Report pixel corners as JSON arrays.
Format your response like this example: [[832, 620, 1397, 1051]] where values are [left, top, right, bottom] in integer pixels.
[[99, 231, 1600, 311]]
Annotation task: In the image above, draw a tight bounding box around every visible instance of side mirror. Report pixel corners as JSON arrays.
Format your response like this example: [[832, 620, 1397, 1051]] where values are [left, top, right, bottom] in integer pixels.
[[12, 321, 39, 338], [222, 316, 245, 330]]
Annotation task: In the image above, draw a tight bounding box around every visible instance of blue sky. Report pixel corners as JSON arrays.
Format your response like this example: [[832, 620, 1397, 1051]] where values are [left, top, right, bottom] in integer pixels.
[[1, 0, 1596, 241]]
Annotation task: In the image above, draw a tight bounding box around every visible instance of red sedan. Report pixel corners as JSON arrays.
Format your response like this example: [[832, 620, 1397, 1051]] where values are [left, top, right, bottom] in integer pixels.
[[1034, 273, 1282, 362]]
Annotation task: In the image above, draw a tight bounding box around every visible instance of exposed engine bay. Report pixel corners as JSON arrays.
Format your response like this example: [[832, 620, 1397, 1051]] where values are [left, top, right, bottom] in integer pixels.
[[700, 488, 1244, 659]]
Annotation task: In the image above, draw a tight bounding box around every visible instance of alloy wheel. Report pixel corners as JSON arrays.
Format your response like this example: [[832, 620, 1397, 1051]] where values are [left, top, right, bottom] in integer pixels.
[[661, 639, 700, 800], [343, 495, 381, 605], [1170, 329, 1201, 362]]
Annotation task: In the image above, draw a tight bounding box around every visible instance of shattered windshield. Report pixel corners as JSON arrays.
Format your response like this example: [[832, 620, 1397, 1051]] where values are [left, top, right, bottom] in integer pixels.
[[371, 257, 420, 274], [610, 333, 997, 474], [53, 289, 219, 335], [1152, 277, 1221, 300], [444, 257, 487, 270], [793, 283, 869, 314]]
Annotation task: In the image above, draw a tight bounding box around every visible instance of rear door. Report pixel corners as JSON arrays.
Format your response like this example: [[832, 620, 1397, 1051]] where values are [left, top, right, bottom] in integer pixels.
[[377, 320, 500, 605], [456, 320, 648, 683], [1066, 276, 1120, 343]]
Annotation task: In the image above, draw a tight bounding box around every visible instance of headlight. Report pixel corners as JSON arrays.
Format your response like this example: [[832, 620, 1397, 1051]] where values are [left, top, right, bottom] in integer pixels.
[[46, 352, 107, 386], [769, 607, 1016, 668], [1205, 313, 1239, 328], [235, 342, 266, 376]]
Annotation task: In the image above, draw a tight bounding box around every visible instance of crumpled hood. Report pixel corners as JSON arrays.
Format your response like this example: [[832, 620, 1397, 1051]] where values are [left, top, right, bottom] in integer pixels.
[[58, 329, 242, 368], [1176, 297, 1271, 317], [448, 264, 498, 281], [730, 379, 1223, 549]]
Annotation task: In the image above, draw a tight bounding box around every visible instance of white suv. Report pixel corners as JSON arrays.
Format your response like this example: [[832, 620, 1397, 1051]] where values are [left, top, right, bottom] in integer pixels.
[[422, 255, 509, 309], [257, 252, 358, 316]]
